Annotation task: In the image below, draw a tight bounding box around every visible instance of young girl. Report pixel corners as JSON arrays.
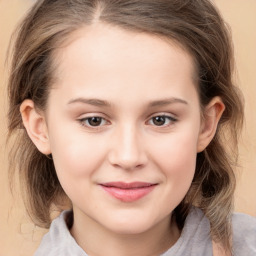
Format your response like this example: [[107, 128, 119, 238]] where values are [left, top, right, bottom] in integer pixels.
[[8, 0, 256, 255]]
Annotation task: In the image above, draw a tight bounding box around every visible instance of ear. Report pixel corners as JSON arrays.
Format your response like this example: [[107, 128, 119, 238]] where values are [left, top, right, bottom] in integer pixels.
[[197, 97, 225, 153], [20, 99, 51, 155]]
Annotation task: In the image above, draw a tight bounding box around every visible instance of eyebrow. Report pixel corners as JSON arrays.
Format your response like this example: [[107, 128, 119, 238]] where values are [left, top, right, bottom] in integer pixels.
[[67, 97, 188, 107], [148, 98, 188, 107], [68, 98, 112, 107]]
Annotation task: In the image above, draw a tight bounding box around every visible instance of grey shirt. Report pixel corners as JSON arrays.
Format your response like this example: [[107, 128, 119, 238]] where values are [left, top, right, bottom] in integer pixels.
[[34, 207, 256, 256]]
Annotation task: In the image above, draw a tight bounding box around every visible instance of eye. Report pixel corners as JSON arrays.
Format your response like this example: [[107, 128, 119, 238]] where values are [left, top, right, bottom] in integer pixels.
[[148, 115, 177, 127], [79, 116, 108, 127]]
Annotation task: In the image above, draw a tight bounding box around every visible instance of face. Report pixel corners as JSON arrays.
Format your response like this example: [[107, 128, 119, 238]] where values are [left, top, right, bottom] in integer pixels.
[[44, 24, 203, 234]]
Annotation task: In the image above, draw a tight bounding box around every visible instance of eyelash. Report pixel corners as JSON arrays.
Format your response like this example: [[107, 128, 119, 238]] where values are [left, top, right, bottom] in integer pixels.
[[78, 116, 109, 128], [78, 114, 177, 129], [147, 115, 177, 127]]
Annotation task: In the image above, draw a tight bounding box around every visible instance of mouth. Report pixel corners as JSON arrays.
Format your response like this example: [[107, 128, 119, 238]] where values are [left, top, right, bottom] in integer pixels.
[[99, 182, 158, 202]]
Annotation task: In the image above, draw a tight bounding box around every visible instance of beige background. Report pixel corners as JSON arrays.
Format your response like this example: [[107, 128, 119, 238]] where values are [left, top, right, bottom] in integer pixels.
[[0, 0, 255, 255]]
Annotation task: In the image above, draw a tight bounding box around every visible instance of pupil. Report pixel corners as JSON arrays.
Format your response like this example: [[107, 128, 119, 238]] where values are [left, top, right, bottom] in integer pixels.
[[88, 117, 101, 126], [153, 116, 165, 126]]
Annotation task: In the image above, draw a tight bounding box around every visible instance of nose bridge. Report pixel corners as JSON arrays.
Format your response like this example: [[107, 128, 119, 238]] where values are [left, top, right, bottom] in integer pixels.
[[108, 122, 147, 170]]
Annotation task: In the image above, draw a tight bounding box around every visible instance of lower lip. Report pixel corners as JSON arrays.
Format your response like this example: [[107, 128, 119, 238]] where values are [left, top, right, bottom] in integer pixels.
[[101, 185, 156, 202]]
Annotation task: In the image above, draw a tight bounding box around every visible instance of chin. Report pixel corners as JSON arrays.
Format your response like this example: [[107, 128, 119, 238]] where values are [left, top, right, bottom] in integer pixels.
[[108, 224, 151, 235], [101, 214, 160, 235]]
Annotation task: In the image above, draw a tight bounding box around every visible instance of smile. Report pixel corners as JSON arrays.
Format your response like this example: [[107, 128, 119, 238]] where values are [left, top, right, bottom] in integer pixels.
[[100, 182, 157, 202]]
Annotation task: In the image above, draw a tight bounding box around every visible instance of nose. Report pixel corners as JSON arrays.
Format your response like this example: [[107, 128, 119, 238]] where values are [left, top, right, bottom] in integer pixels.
[[108, 125, 148, 171]]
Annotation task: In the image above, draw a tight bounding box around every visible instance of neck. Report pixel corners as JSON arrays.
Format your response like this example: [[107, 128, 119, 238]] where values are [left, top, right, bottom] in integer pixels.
[[70, 209, 180, 256]]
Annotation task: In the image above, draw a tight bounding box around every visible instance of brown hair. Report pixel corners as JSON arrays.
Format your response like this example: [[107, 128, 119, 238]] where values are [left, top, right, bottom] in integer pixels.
[[8, 0, 244, 252]]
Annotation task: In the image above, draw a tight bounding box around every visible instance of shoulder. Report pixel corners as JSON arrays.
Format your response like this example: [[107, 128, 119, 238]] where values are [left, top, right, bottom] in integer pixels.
[[34, 211, 87, 256], [162, 207, 213, 256], [232, 212, 256, 256]]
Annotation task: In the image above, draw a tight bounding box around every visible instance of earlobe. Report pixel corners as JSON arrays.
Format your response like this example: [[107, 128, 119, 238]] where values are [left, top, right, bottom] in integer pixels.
[[20, 99, 51, 155], [197, 97, 225, 152]]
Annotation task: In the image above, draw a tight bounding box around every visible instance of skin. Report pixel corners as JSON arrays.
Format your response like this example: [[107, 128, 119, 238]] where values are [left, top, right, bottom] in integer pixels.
[[20, 24, 225, 256]]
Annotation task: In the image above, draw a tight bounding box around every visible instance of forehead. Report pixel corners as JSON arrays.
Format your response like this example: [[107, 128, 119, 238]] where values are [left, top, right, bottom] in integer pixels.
[[53, 24, 195, 73], [50, 23, 198, 105]]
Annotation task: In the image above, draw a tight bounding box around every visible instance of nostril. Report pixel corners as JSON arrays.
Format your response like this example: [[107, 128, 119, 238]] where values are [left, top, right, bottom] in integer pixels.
[[108, 150, 148, 171], [111, 160, 145, 171]]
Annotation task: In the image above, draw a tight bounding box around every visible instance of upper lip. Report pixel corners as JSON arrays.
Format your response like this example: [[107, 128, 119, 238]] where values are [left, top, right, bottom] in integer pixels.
[[100, 182, 157, 189]]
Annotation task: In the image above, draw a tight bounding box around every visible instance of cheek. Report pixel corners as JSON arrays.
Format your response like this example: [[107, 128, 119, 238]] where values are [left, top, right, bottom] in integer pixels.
[[48, 122, 106, 180], [149, 129, 199, 184], [49, 130, 107, 205], [149, 132, 198, 210]]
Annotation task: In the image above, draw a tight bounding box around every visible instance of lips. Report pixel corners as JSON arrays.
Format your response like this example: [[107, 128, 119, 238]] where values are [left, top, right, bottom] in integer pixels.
[[100, 182, 157, 202]]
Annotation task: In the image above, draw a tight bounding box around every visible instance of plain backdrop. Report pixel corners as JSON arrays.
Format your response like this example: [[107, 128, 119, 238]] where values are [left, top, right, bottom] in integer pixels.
[[0, 0, 255, 255]]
